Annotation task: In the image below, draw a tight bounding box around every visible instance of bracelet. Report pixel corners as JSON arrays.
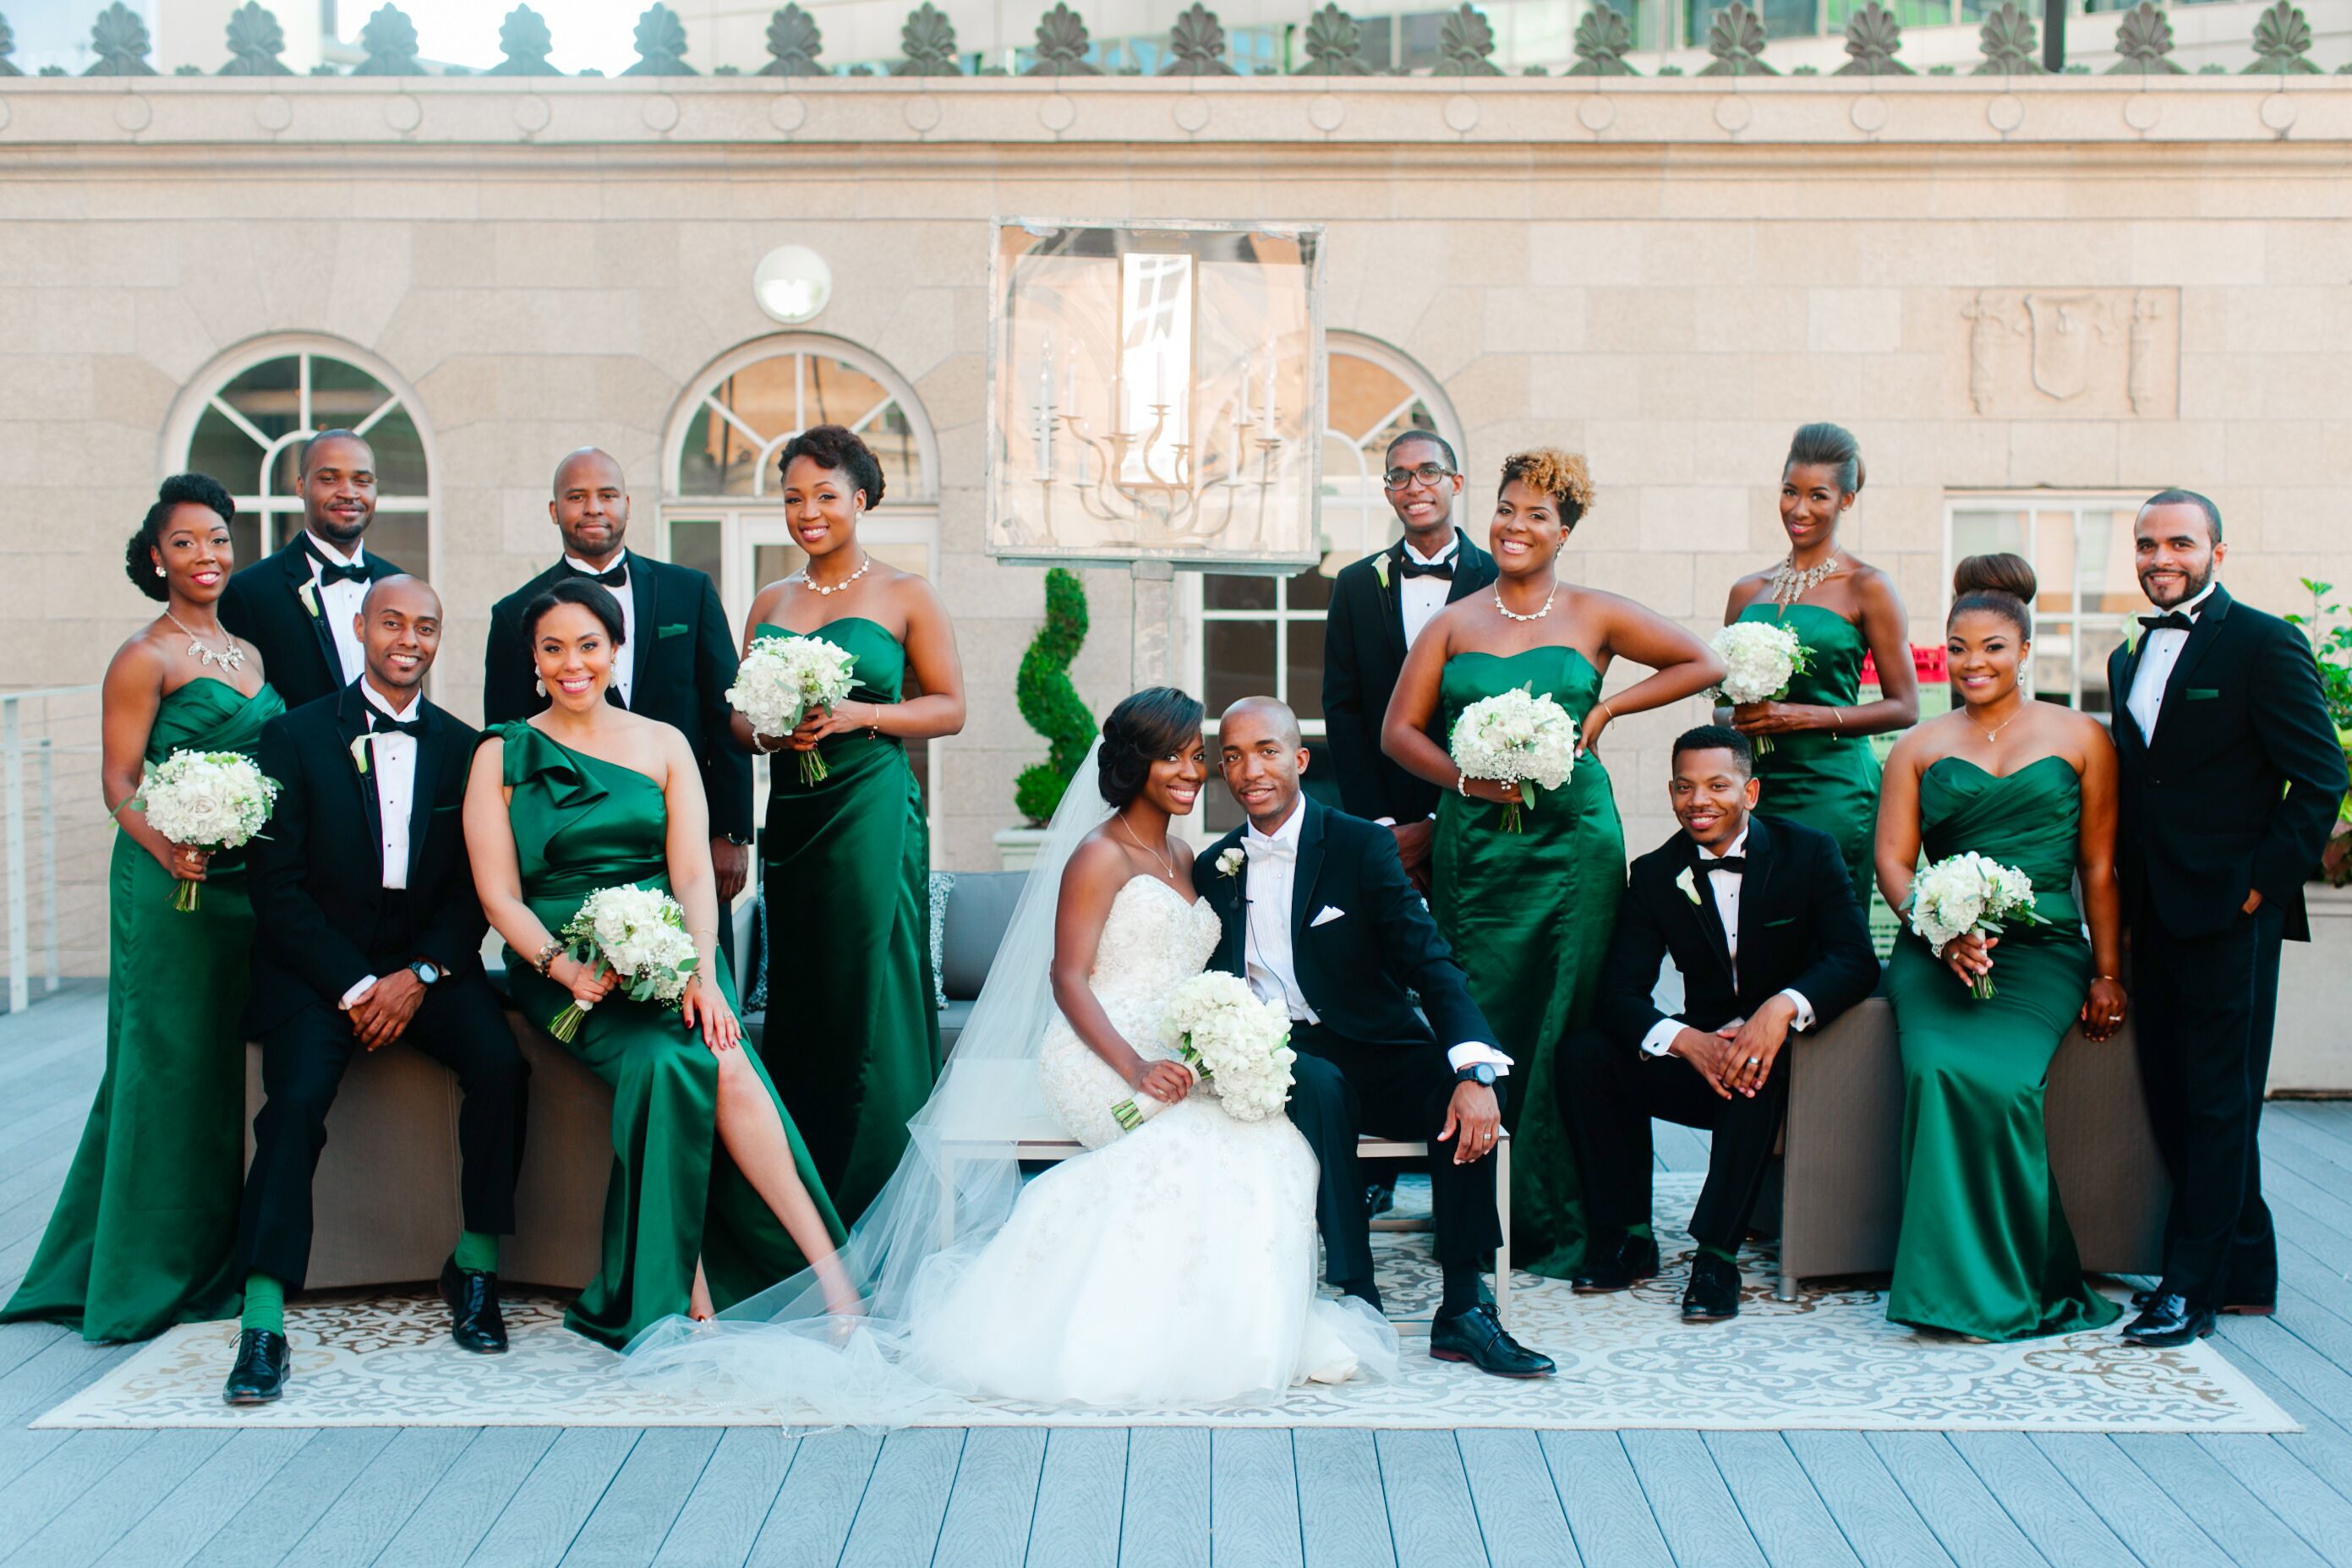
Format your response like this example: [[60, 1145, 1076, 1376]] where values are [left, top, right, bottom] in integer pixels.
[[1830, 708, 1844, 732], [2095, 973, 2120, 983], [1594, 702, 1613, 726], [531, 938, 562, 977], [1456, 769, 1469, 796], [865, 702, 883, 739]]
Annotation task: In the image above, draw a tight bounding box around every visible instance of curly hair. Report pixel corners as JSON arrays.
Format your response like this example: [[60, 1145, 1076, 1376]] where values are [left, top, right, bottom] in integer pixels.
[[1950, 552, 2037, 639], [1097, 687, 1205, 808], [125, 473, 235, 602], [777, 423, 886, 511], [1497, 448, 1596, 527]]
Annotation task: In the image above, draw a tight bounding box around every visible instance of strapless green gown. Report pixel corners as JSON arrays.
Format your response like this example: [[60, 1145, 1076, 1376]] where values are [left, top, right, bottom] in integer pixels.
[[1884, 756, 2121, 1341], [3, 677, 284, 1341], [495, 723, 845, 1350], [755, 618, 938, 1227], [1432, 646, 1620, 1279], [1735, 601, 1884, 913]]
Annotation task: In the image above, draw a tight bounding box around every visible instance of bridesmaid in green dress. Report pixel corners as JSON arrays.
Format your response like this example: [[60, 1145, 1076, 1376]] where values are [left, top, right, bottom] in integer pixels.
[[1876, 554, 2127, 1341], [4, 475, 283, 1341], [1383, 449, 1725, 1280], [736, 425, 965, 1227], [1722, 423, 1918, 913], [465, 580, 856, 1349]]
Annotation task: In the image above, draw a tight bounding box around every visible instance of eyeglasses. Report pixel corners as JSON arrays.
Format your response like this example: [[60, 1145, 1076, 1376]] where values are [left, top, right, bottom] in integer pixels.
[[1382, 464, 1456, 491]]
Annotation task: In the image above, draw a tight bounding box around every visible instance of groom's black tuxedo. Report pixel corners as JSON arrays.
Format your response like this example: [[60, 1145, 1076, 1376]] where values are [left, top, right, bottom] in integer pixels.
[[1563, 814, 1878, 1251], [1195, 797, 1504, 1286], [2105, 584, 2347, 1308], [238, 681, 528, 1290], [218, 536, 407, 710]]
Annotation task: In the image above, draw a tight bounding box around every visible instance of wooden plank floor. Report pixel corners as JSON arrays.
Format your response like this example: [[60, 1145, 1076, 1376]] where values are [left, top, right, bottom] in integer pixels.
[[4, 984, 2352, 1567]]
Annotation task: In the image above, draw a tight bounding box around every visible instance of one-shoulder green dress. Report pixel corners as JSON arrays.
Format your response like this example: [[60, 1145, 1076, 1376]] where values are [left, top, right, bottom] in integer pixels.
[[495, 722, 846, 1350], [1431, 646, 1621, 1280], [755, 618, 938, 1227], [4, 677, 284, 1341], [1884, 755, 2121, 1341], [1734, 601, 1884, 913]]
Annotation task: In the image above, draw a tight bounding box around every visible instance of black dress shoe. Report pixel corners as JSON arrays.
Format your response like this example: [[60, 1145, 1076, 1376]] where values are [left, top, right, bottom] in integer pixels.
[[2123, 1293, 2217, 1348], [1430, 1303, 1556, 1378], [1682, 1254, 1742, 1322], [1365, 1180, 1396, 1220], [1573, 1233, 1662, 1294], [222, 1328, 290, 1405], [2130, 1288, 2274, 1317], [440, 1256, 509, 1354]]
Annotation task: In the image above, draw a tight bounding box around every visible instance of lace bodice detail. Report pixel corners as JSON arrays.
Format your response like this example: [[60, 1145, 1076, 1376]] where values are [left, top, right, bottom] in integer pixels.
[[1086, 876, 1223, 1003]]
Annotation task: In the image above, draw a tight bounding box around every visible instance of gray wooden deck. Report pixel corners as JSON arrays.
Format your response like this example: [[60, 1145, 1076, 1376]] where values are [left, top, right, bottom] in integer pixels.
[[5, 985, 2352, 1567]]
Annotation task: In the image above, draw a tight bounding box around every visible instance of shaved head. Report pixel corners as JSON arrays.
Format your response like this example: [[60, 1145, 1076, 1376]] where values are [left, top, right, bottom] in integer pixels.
[[1218, 696, 1303, 750], [361, 573, 440, 620], [552, 446, 626, 498]]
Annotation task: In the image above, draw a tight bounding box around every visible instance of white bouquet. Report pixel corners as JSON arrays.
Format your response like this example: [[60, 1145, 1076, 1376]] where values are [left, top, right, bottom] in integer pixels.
[[131, 750, 282, 912], [1447, 682, 1578, 833], [1111, 971, 1297, 1132], [547, 884, 702, 1042], [1906, 852, 2047, 1000], [729, 633, 860, 785], [1709, 620, 1815, 755]]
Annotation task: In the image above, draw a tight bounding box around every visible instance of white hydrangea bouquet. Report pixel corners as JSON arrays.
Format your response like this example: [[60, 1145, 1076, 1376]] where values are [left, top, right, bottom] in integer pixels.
[[547, 884, 702, 1042], [131, 750, 282, 912], [1447, 682, 1578, 833], [1906, 852, 2047, 1000], [728, 632, 860, 785], [1709, 620, 1815, 755], [1111, 970, 1298, 1133]]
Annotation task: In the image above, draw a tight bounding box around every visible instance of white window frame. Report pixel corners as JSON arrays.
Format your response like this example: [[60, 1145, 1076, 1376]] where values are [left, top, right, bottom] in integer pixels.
[[1942, 491, 2145, 719]]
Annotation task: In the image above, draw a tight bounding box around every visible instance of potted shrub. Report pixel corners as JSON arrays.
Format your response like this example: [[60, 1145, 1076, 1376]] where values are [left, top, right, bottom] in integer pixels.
[[2272, 578, 2352, 1094], [994, 567, 1092, 871]]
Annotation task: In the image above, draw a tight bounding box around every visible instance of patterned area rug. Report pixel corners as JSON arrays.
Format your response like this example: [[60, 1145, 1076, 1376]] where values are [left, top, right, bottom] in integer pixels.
[[35, 1178, 2292, 1432]]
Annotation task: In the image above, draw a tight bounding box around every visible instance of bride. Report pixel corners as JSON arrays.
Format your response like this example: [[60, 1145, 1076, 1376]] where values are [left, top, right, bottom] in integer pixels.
[[626, 687, 1393, 1415]]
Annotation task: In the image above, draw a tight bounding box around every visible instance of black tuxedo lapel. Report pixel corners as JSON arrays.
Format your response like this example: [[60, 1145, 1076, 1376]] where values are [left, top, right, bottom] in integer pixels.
[[1682, 838, 1738, 988], [1379, 545, 1409, 668], [283, 541, 344, 687], [404, 709, 446, 888], [1289, 798, 1327, 942], [2112, 636, 2149, 753], [1443, 531, 1495, 605], [1205, 824, 1250, 973], [332, 685, 386, 877], [625, 558, 659, 713], [2149, 587, 2232, 756]]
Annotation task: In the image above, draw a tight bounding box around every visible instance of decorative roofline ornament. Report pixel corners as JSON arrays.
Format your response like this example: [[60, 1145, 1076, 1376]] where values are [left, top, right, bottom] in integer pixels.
[[764, 4, 826, 75], [85, 2, 157, 75], [2245, 0, 2319, 72], [1164, 3, 1238, 75], [1836, 1, 1912, 76], [1297, 3, 1374, 74], [894, 3, 960, 74], [221, 3, 293, 75], [2108, 3, 2180, 74], [1435, 4, 1502, 75], [1700, 1, 1775, 76], [1026, 3, 1102, 74], [624, 3, 697, 74], [1973, 3, 2043, 74], [490, 5, 561, 75], [351, 4, 420, 75], [1567, 5, 1637, 76]]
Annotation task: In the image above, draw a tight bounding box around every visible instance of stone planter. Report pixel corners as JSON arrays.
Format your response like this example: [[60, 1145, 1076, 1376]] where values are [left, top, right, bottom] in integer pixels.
[[2273, 882, 2352, 1095], [993, 826, 1049, 873]]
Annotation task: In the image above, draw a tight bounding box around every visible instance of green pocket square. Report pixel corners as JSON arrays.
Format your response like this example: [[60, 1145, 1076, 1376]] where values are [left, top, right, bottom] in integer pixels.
[[658, 623, 689, 639], [1764, 916, 1795, 927], [2186, 688, 2219, 701]]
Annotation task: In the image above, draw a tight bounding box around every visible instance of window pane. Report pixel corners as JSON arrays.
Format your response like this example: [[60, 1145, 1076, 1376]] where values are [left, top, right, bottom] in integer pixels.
[[670, 518, 723, 585], [1206, 620, 1276, 716], [2077, 618, 2124, 718], [2078, 508, 2140, 616], [1328, 353, 1412, 446], [188, 405, 260, 497], [309, 356, 392, 428], [2031, 622, 2076, 708], [230, 511, 264, 572], [681, 403, 757, 497], [364, 405, 429, 496], [1286, 618, 1326, 724], [2028, 509, 2077, 616], [1206, 573, 1276, 612], [753, 543, 805, 591], [1286, 566, 1333, 612], [1950, 508, 2025, 570], [1398, 10, 1448, 71]]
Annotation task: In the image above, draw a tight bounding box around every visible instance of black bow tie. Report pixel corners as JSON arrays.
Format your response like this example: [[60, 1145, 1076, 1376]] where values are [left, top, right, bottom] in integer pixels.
[[304, 544, 367, 587], [1698, 855, 1746, 875], [369, 713, 425, 740], [2138, 611, 2196, 633], [566, 561, 628, 591], [1396, 555, 1455, 582]]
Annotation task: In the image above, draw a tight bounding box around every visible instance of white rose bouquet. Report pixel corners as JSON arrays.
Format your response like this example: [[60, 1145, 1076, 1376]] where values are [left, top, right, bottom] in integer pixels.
[[1111, 970, 1297, 1132], [1447, 682, 1578, 833], [728, 633, 860, 785], [547, 884, 702, 1042], [131, 750, 282, 912], [1709, 620, 1815, 755], [1906, 851, 2047, 1000]]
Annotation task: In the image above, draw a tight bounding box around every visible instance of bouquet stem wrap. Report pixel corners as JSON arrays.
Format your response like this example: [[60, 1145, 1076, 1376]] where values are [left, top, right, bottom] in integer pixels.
[[546, 885, 701, 1041], [129, 749, 282, 913]]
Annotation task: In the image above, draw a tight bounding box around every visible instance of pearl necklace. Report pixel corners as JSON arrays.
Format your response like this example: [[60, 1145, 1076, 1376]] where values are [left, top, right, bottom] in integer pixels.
[[1765, 551, 1842, 611], [1492, 582, 1560, 623], [164, 611, 248, 674], [795, 553, 872, 598]]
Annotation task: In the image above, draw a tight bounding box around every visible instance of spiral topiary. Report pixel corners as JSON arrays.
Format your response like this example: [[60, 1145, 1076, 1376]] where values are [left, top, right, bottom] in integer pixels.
[[1015, 567, 1093, 826]]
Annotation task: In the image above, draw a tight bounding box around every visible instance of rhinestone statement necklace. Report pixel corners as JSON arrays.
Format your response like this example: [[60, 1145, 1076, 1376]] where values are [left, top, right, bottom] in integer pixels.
[[164, 611, 248, 673], [1765, 551, 1842, 611]]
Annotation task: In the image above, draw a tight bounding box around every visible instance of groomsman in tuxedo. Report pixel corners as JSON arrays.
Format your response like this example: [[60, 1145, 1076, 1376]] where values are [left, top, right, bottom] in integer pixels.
[[1197, 697, 1553, 1378], [2108, 490, 2346, 1347], [218, 430, 407, 708], [1557, 727, 1878, 1321], [484, 449, 752, 909], [228, 576, 528, 1405]]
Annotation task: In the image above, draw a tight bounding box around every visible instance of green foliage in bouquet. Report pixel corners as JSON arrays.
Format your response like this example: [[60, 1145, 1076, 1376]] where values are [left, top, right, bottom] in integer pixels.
[[2285, 578, 2352, 877], [1015, 568, 1093, 826]]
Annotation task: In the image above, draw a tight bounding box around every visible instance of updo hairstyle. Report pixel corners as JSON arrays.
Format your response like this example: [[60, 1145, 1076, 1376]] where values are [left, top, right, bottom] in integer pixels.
[[1949, 553, 2037, 640], [776, 423, 886, 510], [1497, 448, 1596, 528], [124, 473, 235, 602], [522, 577, 628, 649], [1097, 687, 1206, 808], [1785, 422, 1866, 496]]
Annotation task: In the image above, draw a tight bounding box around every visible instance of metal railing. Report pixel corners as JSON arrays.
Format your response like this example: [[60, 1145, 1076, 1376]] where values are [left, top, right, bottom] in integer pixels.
[[2, 686, 101, 1013]]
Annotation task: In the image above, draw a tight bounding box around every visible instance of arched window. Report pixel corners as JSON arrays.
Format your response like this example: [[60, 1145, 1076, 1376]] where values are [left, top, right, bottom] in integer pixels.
[[164, 336, 435, 580]]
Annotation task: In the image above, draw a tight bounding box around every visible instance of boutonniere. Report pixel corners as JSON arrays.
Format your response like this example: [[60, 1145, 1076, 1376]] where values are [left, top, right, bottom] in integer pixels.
[[348, 733, 371, 775], [1675, 866, 1701, 905], [1373, 555, 1391, 590], [1217, 847, 1245, 880], [298, 579, 321, 620]]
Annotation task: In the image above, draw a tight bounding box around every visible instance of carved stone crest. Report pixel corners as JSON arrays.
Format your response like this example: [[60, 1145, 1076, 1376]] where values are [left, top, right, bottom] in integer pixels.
[[1956, 288, 2177, 418]]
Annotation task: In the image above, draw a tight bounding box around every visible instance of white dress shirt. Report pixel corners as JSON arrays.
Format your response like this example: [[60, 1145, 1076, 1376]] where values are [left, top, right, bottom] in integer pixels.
[[565, 550, 637, 708], [305, 533, 369, 686], [339, 683, 425, 1010], [2125, 578, 2217, 745], [1398, 531, 1461, 650], [1640, 827, 1818, 1058], [1243, 797, 1513, 1077]]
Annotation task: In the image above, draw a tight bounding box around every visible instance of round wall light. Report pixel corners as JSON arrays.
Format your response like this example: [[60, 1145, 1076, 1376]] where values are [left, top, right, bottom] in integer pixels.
[[752, 244, 834, 325]]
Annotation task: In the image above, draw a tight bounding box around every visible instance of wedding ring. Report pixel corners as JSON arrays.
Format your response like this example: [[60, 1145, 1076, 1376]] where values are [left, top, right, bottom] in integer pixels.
[[1747, 1057, 1760, 1066]]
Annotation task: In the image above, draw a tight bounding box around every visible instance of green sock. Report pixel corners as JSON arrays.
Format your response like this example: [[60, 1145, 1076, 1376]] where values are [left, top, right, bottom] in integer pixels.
[[1623, 1223, 1655, 1242], [241, 1271, 285, 1335], [453, 1231, 500, 1274], [1697, 1241, 1739, 1265]]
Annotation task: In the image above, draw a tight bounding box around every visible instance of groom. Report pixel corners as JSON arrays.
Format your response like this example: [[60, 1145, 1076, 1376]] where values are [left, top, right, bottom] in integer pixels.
[[1196, 697, 1553, 1378]]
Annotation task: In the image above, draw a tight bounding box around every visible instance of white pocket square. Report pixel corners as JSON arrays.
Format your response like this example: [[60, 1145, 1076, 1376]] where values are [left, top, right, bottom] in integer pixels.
[[1311, 905, 1346, 927]]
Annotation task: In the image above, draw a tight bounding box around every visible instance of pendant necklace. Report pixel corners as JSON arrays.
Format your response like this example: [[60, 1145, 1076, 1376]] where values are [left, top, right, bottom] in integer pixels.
[[1118, 815, 1178, 883], [1966, 693, 2024, 746], [1765, 550, 1842, 612], [1493, 581, 1560, 623], [163, 611, 248, 674], [796, 553, 872, 598]]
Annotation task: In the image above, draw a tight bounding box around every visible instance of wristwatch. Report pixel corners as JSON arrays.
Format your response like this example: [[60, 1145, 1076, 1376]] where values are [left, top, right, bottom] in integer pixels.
[[407, 959, 440, 986], [1454, 1062, 1497, 1089]]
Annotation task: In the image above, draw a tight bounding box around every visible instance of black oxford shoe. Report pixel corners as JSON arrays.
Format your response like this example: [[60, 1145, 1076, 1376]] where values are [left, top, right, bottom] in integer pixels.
[[1430, 1303, 1556, 1378], [440, 1256, 509, 1354], [222, 1328, 290, 1406], [1365, 1180, 1396, 1221], [1682, 1254, 1742, 1323], [2123, 1293, 2217, 1348], [1573, 1233, 1661, 1294], [2130, 1288, 2273, 1318]]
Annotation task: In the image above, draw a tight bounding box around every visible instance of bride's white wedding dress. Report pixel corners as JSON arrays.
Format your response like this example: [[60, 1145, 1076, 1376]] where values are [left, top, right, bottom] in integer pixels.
[[907, 874, 1393, 1405]]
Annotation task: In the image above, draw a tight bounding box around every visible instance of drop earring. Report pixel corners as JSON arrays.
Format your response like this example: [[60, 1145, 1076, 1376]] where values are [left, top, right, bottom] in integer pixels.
[[535, 678, 546, 698], [155, 565, 167, 578]]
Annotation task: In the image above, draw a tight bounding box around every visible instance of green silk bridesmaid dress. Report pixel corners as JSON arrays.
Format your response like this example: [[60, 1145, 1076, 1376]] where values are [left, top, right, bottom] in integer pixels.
[[1735, 601, 1884, 914], [495, 723, 846, 1351], [1431, 646, 1620, 1280], [1884, 755, 2122, 1341], [755, 617, 938, 1227], [3, 678, 284, 1341]]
